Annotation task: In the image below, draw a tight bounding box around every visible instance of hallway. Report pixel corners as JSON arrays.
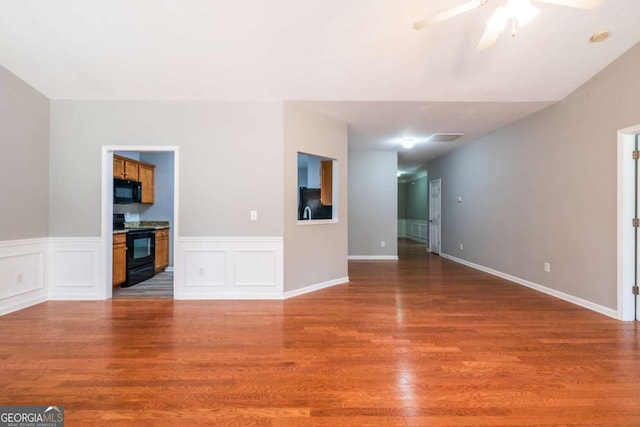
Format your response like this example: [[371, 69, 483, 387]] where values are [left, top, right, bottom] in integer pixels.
[[1, 239, 639, 425]]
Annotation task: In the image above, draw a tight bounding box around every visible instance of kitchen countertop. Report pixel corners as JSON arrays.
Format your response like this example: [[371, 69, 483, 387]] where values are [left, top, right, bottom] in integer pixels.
[[114, 221, 170, 234]]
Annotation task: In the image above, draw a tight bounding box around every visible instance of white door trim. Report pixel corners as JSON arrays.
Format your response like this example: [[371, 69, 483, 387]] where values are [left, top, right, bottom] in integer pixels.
[[101, 146, 180, 299], [617, 125, 640, 321]]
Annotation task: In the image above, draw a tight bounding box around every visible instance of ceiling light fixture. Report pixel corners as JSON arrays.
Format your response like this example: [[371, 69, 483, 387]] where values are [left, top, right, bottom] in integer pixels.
[[402, 139, 416, 149], [487, 0, 540, 37], [589, 30, 609, 43]]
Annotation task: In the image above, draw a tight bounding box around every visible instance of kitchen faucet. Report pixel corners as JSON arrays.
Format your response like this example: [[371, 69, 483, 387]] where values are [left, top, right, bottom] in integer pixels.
[[303, 206, 312, 220]]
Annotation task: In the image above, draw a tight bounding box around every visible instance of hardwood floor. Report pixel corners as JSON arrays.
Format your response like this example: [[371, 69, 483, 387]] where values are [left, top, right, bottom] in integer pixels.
[[2, 239, 640, 426], [113, 271, 173, 299]]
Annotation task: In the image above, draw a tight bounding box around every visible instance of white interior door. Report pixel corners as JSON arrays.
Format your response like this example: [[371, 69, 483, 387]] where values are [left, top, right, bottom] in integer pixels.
[[429, 179, 442, 255]]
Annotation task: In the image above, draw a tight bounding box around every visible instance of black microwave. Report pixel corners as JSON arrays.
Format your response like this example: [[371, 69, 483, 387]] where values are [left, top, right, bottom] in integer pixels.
[[114, 178, 142, 204]]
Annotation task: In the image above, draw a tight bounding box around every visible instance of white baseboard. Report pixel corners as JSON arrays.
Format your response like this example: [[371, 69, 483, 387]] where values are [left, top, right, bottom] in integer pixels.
[[440, 253, 619, 320], [284, 276, 349, 299], [0, 295, 48, 316], [348, 255, 398, 260]]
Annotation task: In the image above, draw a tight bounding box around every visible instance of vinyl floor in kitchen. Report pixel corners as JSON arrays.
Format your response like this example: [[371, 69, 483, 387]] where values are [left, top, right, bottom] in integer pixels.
[[113, 271, 173, 298]]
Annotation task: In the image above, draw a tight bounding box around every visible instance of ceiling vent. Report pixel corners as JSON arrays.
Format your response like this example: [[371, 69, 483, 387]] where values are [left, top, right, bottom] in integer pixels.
[[429, 133, 464, 142]]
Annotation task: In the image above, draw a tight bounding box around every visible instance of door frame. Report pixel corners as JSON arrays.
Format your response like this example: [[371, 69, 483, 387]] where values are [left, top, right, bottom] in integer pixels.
[[429, 178, 442, 255], [101, 146, 180, 299], [618, 126, 640, 321]]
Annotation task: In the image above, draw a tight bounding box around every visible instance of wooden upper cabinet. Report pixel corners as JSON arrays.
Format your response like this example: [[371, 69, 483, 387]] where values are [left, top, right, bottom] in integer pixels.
[[138, 163, 155, 204], [113, 157, 126, 179], [113, 155, 140, 181], [125, 161, 139, 181], [320, 160, 333, 206]]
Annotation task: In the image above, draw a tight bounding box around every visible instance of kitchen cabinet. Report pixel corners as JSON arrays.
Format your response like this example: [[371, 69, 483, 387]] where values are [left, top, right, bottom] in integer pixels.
[[138, 163, 155, 204], [113, 155, 155, 203], [112, 233, 127, 288], [113, 155, 139, 181], [320, 160, 333, 206], [155, 228, 169, 273]]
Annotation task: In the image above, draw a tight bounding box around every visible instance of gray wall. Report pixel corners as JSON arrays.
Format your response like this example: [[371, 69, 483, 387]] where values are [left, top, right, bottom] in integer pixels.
[[349, 151, 398, 257], [138, 151, 175, 225], [49, 101, 284, 237], [425, 42, 640, 310], [284, 103, 348, 292], [397, 182, 406, 219], [403, 174, 428, 220], [0, 65, 49, 241]]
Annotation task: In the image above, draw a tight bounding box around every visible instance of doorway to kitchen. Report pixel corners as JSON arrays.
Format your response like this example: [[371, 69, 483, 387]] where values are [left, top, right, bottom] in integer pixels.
[[101, 146, 179, 300]]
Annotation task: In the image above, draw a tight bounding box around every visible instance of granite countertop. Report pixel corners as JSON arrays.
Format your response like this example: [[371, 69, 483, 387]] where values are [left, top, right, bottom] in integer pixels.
[[114, 221, 170, 234], [126, 221, 170, 230]]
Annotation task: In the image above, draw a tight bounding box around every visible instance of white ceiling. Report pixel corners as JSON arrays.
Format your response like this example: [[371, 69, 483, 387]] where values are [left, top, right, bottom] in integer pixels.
[[1, 0, 639, 171]]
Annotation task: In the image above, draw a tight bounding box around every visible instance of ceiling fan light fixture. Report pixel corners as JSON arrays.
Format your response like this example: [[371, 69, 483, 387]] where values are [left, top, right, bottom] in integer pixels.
[[401, 139, 416, 149], [507, 0, 540, 27], [487, 0, 539, 33], [589, 30, 610, 43]]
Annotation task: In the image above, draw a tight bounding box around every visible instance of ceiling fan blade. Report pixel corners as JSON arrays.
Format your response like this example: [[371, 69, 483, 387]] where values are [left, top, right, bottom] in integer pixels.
[[477, 25, 501, 50], [536, 0, 605, 10], [476, 7, 504, 51], [413, 0, 483, 30]]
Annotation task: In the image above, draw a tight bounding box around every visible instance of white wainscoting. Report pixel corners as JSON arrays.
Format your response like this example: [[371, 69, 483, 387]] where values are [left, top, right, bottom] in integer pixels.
[[49, 237, 104, 300], [0, 238, 48, 315], [398, 219, 428, 244], [176, 237, 283, 299]]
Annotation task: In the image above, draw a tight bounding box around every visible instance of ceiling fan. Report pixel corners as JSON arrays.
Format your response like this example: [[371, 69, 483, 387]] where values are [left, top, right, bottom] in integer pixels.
[[413, 0, 605, 50]]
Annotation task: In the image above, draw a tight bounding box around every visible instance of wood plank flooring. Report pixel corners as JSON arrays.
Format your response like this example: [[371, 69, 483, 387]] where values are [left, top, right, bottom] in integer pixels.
[[1, 239, 640, 426], [113, 271, 173, 299]]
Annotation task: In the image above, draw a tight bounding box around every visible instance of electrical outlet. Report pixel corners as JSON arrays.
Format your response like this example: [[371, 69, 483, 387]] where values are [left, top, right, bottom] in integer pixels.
[[15, 272, 23, 285], [198, 267, 204, 276], [460, 243, 463, 250], [381, 241, 386, 248], [250, 210, 258, 221], [544, 262, 551, 273]]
